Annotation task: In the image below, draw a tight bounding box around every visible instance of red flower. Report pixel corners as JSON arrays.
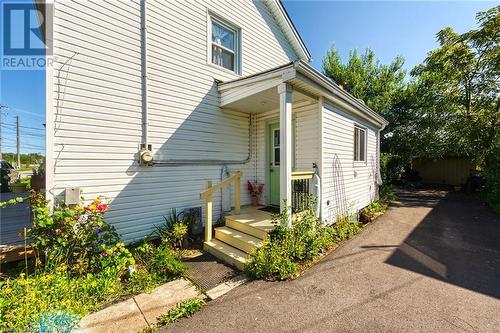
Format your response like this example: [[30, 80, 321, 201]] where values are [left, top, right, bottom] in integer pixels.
[[96, 203, 108, 212]]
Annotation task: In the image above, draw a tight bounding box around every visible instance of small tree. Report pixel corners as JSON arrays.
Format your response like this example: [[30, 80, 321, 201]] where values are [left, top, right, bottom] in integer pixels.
[[322, 46, 407, 115]]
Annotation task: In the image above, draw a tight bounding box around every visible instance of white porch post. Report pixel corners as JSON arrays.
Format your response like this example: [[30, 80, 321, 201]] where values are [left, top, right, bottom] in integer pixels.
[[278, 83, 293, 227]]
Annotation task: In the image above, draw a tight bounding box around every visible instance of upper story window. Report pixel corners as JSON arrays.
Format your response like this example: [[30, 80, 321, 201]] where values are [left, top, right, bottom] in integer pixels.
[[354, 126, 366, 162], [210, 16, 240, 74]]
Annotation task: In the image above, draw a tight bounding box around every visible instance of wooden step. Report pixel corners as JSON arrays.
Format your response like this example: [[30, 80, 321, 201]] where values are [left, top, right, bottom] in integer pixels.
[[215, 226, 262, 254], [203, 239, 247, 271], [225, 215, 272, 240]]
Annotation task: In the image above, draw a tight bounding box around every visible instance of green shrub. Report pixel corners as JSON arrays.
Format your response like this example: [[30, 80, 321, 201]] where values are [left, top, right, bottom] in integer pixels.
[[96, 242, 135, 277], [329, 216, 362, 241], [245, 237, 298, 280], [126, 241, 185, 294], [150, 244, 186, 278], [28, 192, 132, 275], [379, 183, 396, 202], [359, 200, 388, 223], [155, 209, 194, 249], [132, 241, 186, 281], [379, 153, 398, 202], [482, 143, 500, 213], [125, 266, 165, 294], [245, 209, 345, 281]]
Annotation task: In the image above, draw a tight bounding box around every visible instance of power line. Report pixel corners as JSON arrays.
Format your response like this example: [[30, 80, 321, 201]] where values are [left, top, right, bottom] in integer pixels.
[[5, 106, 44, 118], [1, 128, 45, 138], [1, 123, 45, 131], [20, 125, 45, 131]]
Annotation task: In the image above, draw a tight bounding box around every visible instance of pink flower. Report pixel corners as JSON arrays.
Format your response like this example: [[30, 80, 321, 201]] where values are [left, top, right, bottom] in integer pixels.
[[247, 181, 263, 197], [55, 229, 62, 236]]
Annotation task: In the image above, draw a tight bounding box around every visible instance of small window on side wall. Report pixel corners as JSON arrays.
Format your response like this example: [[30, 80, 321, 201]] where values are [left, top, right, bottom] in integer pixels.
[[210, 16, 240, 74], [354, 126, 366, 162]]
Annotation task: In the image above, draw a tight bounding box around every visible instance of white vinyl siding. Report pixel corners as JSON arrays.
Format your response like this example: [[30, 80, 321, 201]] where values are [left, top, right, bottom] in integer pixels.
[[321, 102, 378, 224], [50, 0, 299, 242]]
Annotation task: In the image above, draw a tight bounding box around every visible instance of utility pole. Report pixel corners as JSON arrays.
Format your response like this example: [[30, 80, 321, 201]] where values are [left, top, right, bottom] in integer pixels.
[[0, 104, 3, 160], [16, 116, 20, 168]]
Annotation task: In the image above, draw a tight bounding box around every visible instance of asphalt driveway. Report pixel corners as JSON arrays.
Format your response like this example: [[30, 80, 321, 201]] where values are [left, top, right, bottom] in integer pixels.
[[164, 190, 500, 333]]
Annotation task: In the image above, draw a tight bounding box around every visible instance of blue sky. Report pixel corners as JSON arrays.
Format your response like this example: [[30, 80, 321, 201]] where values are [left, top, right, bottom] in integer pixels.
[[282, 0, 495, 70], [1, 0, 45, 155], [0, 1, 496, 154]]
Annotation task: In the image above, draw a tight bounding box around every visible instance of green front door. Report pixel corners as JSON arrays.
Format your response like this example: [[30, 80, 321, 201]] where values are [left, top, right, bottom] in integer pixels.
[[269, 123, 281, 206]]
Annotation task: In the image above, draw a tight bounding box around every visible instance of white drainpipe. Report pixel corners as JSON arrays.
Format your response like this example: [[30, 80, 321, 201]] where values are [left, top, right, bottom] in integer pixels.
[[140, 0, 149, 151]]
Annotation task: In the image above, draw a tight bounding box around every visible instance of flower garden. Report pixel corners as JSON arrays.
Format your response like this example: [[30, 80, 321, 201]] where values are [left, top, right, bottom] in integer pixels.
[[0, 192, 187, 332]]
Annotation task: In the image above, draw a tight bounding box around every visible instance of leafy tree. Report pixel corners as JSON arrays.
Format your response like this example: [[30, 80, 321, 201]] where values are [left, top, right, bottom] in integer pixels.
[[380, 83, 457, 162], [411, 5, 499, 163], [2, 152, 44, 166], [322, 47, 407, 115]]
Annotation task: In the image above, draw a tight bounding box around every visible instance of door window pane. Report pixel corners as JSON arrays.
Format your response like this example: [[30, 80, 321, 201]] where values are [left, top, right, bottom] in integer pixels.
[[273, 129, 280, 166]]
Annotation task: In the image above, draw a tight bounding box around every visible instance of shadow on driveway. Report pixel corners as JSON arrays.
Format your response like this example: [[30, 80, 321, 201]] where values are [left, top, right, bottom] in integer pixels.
[[384, 190, 500, 299]]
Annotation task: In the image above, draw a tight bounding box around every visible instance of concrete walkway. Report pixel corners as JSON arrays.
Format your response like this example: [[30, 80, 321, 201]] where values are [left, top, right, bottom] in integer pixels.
[[163, 190, 500, 333], [77, 279, 201, 333]]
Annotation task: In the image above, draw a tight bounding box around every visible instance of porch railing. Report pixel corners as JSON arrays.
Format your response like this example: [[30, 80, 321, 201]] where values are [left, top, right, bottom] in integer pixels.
[[199, 171, 242, 242], [291, 171, 315, 212]]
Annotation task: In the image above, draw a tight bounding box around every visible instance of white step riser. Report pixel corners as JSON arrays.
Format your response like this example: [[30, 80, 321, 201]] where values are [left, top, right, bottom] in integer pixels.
[[215, 230, 257, 254], [226, 218, 268, 240]]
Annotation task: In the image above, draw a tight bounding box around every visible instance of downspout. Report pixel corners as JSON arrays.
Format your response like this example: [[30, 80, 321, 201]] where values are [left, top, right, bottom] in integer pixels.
[[140, 0, 149, 152], [312, 162, 321, 218], [375, 124, 386, 197]]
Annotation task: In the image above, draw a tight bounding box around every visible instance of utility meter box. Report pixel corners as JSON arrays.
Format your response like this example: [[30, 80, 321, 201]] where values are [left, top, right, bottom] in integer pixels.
[[65, 187, 80, 205]]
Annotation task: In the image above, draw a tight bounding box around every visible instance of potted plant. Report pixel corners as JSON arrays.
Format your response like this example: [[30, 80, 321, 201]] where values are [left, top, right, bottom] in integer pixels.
[[247, 181, 264, 207]]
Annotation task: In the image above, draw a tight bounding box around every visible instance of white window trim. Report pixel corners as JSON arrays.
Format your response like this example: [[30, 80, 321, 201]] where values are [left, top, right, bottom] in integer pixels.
[[354, 125, 367, 164], [207, 13, 241, 75]]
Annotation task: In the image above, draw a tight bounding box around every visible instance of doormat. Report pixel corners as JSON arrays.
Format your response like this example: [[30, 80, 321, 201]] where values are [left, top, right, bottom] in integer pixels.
[[258, 206, 280, 214], [183, 252, 238, 292]]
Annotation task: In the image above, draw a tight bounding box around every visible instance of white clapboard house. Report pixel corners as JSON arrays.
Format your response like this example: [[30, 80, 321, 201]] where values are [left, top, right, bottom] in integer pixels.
[[45, 0, 387, 268]]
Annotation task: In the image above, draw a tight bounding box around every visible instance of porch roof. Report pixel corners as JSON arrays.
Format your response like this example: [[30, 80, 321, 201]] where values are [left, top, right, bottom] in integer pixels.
[[217, 60, 389, 129]]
